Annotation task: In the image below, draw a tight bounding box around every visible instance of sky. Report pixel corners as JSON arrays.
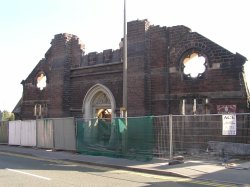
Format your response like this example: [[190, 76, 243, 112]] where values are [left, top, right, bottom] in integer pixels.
[[0, 0, 249, 112]]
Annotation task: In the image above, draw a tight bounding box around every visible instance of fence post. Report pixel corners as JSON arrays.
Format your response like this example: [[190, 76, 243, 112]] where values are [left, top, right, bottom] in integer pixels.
[[75, 118, 78, 151], [169, 114, 173, 160], [121, 110, 128, 154]]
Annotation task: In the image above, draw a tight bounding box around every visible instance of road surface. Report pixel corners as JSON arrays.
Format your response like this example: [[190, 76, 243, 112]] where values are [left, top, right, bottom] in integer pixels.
[[0, 152, 234, 187]]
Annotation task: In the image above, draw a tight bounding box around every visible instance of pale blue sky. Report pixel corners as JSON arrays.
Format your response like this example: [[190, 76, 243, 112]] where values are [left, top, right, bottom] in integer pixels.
[[0, 0, 249, 111]]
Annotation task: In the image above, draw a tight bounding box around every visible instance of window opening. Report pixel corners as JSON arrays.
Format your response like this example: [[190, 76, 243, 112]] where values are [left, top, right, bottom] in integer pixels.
[[181, 97, 209, 115], [183, 52, 206, 78], [37, 73, 47, 90], [34, 103, 48, 118]]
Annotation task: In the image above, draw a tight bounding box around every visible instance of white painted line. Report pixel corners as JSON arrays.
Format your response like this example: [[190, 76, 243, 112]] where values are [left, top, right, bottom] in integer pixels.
[[6, 168, 51, 181]]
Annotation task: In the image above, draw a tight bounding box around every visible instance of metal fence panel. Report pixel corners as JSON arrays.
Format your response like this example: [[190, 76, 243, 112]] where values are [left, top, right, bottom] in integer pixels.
[[54, 117, 76, 151], [153, 116, 169, 158], [172, 114, 250, 153], [8, 120, 21, 145], [153, 114, 250, 158], [0, 121, 8, 143], [172, 115, 221, 152], [36, 119, 54, 149], [20, 120, 36, 147]]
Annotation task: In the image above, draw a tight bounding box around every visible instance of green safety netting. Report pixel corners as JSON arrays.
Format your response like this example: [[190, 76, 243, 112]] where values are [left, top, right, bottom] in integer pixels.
[[76, 116, 153, 161]]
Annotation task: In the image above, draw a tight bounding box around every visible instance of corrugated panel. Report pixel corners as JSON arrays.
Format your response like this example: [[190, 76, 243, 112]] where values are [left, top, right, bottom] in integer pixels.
[[20, 120, 36, 147], [54, 118, 76, 151], [0, 121, 8, 143], [36, 119, 54, 149], [8, 121, 21, 145]]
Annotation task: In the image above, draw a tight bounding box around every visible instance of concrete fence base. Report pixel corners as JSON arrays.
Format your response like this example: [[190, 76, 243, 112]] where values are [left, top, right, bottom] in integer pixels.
[[208, 141, 250, 156]]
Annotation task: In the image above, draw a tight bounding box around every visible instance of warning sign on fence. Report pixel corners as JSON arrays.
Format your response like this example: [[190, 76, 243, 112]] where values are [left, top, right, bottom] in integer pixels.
[[222, 114, 237, 135], [217, 105, 236, 114]]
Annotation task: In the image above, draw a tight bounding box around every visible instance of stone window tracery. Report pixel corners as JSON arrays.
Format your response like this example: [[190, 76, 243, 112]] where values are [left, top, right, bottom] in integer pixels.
[[92, 92, 110, 106]]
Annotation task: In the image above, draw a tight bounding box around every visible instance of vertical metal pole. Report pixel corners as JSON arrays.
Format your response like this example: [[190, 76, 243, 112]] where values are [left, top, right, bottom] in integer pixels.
[[123, 0, 127, 111], [75, 118, 78, 151], [122, 0, 128, 154], [169, 114, 173, 160]]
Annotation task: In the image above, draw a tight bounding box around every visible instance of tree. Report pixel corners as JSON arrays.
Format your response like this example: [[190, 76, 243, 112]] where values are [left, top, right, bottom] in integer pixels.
[[1, 110, 15, 121]]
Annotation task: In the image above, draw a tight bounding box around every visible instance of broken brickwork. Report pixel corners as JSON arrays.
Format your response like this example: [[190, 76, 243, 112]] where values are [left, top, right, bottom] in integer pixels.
[[15, 19, 248, 120]]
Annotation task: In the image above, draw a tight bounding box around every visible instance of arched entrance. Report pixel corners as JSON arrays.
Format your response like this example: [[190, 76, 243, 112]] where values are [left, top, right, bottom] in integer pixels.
[[82, 84, 116, 145], [82, 84, 116, 120]]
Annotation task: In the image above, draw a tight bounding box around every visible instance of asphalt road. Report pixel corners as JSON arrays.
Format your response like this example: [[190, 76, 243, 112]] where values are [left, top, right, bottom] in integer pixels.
[[0, 152, 234, 187]]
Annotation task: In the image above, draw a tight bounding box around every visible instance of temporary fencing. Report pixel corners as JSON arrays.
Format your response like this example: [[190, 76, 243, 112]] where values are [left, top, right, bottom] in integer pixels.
[[36, 119, 54, 148], [54, 117, 76, 151], [6, 118, 76, 150], [20, 120, 36, 146], [8, 120, 21, 145], [37, 117, 76, 151], [1, 113, 250, 160], [0, 121, 8, 143], [76, 116, 153, 161], [153, 113, 250, 158], [8, 120, 36, 146]]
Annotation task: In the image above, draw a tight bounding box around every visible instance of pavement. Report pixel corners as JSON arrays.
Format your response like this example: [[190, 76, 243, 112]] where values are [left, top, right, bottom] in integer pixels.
[[0, 144, 250, 186]]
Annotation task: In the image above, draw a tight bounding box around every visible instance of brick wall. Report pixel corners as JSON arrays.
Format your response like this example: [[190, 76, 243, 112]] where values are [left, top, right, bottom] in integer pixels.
[[147, 25, 168, 115], [168, 29, 247, 114], [20, 34, 84, 119], [70, 62, 123, 117], [18, 19, 248, 119], [126, 20, 151, 116]]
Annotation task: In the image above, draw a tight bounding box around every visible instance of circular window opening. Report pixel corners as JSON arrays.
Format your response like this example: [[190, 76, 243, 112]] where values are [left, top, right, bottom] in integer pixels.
[[183, 52, 206, 78], [37, 73, 47, 90]]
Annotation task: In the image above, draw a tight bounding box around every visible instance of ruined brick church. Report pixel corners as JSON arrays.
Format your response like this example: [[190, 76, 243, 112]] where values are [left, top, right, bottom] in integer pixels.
[[14, 19, 249, 120]]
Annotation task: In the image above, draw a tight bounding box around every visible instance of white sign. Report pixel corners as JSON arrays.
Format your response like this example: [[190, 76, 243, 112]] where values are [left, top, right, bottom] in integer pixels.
[[222, 114, 237, 135]]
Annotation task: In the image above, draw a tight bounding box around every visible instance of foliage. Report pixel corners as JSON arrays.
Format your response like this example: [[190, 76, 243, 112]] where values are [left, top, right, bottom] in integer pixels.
[[1, 110, 15, 121]]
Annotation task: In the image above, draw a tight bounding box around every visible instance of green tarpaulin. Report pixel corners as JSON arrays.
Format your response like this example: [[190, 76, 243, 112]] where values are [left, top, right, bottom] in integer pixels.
[[76, 116, 153, 161]]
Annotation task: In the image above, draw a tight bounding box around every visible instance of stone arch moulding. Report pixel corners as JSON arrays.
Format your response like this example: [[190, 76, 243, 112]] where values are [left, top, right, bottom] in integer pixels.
[[82, 84, 116, 120], [174, 44, 214, 69]]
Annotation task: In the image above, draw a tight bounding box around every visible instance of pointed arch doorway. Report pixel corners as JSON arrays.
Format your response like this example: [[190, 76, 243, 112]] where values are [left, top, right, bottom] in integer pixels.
[[82, 84, 116, 120], [82, 84, 116, 146]]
